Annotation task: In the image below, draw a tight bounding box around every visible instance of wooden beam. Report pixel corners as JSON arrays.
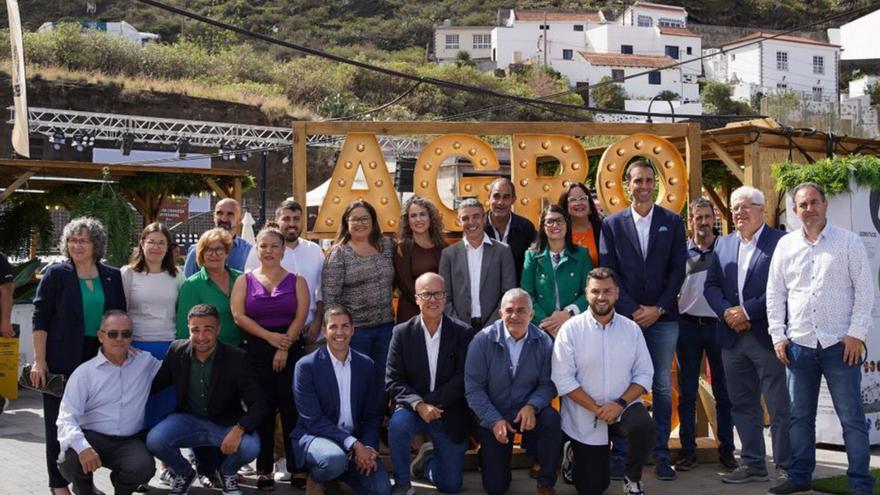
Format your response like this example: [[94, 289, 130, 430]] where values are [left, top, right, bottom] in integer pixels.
[[685, 122, 702, 210], [0, 170, 35, 202], [204, 178, 228, 199], [293, 122, 308, 206], [705, 186, 731, 227], [0, 159, 249, 177], [706, 139, 745, 182], [233, 178, 242, 205], [302, 121, 691, 137]]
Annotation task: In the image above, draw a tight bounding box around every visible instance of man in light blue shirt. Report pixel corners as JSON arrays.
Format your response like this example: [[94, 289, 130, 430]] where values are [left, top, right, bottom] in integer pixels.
[[552, 268, 655, 495], [56, 310, 161, 495], [184, 198, 252, 276], [464, 289, 560, 495]]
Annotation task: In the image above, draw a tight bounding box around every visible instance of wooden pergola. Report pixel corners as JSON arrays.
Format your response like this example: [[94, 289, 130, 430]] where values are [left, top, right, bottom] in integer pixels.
[[0, 159, 250, 224]]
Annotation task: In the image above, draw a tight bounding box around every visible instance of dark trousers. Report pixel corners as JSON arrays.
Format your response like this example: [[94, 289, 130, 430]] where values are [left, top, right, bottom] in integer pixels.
[[57, 430, 155, 495], [476, 407, 561, 495], [246, 335, 301, 474], [44, 336, 100, 488], [676, 317, 735, 455], [570, 404, 655, 495]]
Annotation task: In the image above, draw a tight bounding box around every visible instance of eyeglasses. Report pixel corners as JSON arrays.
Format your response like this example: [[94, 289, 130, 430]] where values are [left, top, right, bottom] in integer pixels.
[[731, 203, 760, 213], [144, 240, 167, 247], [544, 217, 565, 226], [204, 247, 227, 256], [567, 196, 590, 204], [67, 238, 92, 246], [348, 216, 372, 225], [102, 329, 133, 339], [416, 291, 446, 301]]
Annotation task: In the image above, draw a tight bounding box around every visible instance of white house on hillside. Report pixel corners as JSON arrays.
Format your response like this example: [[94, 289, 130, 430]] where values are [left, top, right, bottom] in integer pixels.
[[706, 32, 840, 102], [827, 8, 880, 62], [433, 22, 495, 69], [491, 10, 606, 69]]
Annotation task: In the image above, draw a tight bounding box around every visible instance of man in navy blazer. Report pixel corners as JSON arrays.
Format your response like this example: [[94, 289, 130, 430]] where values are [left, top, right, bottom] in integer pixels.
[[598, 160, 687, 480], [704, 186, 791, 484], [386, 272, 473, 494], [291, 305, 391, 495]]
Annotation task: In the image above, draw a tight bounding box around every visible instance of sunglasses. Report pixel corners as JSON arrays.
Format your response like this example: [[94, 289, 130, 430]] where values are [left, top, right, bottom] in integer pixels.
[[103, 329, 133, 340]]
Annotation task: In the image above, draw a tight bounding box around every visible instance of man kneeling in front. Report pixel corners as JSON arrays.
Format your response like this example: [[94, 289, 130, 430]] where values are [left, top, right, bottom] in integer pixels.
[[57, 310, 159, 495], [146, 303, 266, 495]]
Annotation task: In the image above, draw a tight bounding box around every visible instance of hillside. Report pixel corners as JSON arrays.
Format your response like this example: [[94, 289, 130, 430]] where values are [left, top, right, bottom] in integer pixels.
[[3, 0, 870, 53]]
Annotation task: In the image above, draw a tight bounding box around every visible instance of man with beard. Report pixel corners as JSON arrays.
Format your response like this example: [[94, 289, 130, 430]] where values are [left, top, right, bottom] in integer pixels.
[[245, 198, 324, 351], [674, 198, 736, 472], [185, 198, 252, 276], [552, 268, 655, 495], [483, 178, 536, 284]]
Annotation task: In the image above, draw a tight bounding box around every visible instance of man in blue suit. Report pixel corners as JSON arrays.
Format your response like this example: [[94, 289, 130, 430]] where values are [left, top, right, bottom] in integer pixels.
[[704, 186, 791, 485], [599, 160, 687, 480], [291, 305, 391, 495]]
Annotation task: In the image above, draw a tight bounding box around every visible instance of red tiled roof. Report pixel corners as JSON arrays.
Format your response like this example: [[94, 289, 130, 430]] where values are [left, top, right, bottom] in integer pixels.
[[579, 52, 677, 68], [719, 31, 839, 48], [659, 27, 699, 37], [513, 10, 601, 22], [631, 2, 687, 13]]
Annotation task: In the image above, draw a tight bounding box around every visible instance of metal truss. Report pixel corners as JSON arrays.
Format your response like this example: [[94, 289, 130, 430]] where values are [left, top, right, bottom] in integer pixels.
[[8, 106, 425, 156]]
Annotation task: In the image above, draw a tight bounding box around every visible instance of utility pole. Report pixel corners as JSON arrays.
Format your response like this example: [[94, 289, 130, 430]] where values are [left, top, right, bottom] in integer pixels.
[[543, 11, 548, 69]]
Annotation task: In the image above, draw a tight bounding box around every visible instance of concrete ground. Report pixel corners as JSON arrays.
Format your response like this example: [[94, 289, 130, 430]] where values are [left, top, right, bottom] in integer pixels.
[[1, 389, 877, 494]]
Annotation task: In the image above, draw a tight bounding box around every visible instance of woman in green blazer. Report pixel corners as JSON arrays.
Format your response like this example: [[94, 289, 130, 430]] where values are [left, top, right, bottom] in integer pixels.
[[521, 204, 592, 338]]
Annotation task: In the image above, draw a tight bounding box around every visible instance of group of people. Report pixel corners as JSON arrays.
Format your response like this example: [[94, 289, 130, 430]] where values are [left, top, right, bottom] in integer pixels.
[[13, 160, 874, 495]]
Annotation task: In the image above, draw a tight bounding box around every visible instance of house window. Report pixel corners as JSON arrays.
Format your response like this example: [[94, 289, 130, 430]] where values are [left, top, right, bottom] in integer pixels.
[[658, 18, 684, 28], [472, 34, 490, 49], [637, 15, 653, 27], [573, 24, 584, 31], [686, 46, 692, 55], [649, 71, 661, 85], [621, 44, 634, 54], [445, 34, 459, 50], [540, 24, 550, 30], [665, 45, 679, 59], [812, 86, 823, 101], [563, 49, 573, 60], [813, 55, 824, 75], [611, 69, 625, 81], [776, 51, 788, 71], [776, 83, 788, 90]]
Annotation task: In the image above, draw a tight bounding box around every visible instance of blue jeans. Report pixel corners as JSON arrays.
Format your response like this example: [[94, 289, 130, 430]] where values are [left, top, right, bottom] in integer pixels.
[[145, 413, 260, 477], [676, 318, 735, 455], [350, 322, 394, 386], [786, 341, 874, 492], [388, 408, 468, 493], [305, 437, 391, 495], [642, 321, 679, 461]]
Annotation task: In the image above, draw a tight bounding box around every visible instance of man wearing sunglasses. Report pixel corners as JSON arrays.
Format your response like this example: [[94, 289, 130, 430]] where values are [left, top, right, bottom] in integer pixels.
[[56, 310, 160, 495], [386, 272, 473, 495]]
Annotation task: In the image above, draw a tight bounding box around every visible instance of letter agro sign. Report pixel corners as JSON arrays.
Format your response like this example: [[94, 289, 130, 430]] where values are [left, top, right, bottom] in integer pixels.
[[313, 131, 687, 233]]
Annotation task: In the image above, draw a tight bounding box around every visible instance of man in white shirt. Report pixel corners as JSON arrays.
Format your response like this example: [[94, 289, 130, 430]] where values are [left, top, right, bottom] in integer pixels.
[[766, 182, 874, 495], [244, 198, 324, 349], [552, 267, 655, 495], [439, 198, 516, 332], [56, 310, 161, 495]]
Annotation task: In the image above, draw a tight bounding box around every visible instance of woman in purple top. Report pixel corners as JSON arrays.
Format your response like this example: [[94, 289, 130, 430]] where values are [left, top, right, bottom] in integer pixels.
[[231, 225, 309, 490]]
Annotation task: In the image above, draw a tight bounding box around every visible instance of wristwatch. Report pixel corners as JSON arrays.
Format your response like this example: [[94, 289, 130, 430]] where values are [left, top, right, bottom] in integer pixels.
[[614, 398, 628, 409]]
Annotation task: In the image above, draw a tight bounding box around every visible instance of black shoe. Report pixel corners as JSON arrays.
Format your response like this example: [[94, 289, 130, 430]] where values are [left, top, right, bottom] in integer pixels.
[[767, 479, 812, 494], [719, 451, 738, 470], [168, 468, 197, 495], [675, 453, 698, 472]]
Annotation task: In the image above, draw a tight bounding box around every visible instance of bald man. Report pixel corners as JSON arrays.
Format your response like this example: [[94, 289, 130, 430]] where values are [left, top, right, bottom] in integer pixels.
[[184, 198, 253, 277]]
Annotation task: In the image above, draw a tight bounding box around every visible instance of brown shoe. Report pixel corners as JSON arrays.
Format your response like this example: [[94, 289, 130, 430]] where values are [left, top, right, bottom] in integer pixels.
[[536, 485, 556, 495], [306, 475, 325, 495], [529, 463, 541, 479]]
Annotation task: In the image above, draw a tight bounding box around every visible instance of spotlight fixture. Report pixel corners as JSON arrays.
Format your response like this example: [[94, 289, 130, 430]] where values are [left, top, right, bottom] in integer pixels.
[[71, 131, 86, 152], [120, 132, 135, 156], [49, 129, 65, 151], [238, 149, 252, 162], [175, 137, 190, 158], [219, 141, 235, 161]]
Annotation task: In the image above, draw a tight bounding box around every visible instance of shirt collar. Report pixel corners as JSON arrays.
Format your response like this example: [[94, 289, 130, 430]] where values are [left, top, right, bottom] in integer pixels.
[[420, 315, 443, 340], [586, 308, 617, 330], [329, 349, 352, 367], [631, 205, 654, 222], [464, 232, 492, 250], [502, 323, 527, 343], [737, 223, 765, 245], [95, 347, 136, 367], [799, 221, 831, 243]]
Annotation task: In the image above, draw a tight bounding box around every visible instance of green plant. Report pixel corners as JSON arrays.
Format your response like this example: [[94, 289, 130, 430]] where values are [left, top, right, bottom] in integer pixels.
[[11, 258, 40, 303], [0, 195, 53, 256], [868, 82, 880, 106], [68, 173, 135, 267], [591, 76, 626, 110], [701, 80, 754, 115], [454, 50, 476, 69], [656, 90, 679, 101], [771, 154, 880, 196]]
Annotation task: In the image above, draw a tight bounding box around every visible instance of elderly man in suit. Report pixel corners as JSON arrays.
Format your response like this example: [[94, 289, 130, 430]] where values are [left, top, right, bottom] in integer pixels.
[[704, 185, 791, 484], [484, 178, 536, 283], [598, 160, 687, 480], [440, 198, 517, 332], [386, 272, 472, 494], [291, 305, 391, 495]]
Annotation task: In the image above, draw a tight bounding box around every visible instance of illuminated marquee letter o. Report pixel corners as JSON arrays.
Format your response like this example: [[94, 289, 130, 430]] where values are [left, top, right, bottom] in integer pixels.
[[596, 133, 688, 214]]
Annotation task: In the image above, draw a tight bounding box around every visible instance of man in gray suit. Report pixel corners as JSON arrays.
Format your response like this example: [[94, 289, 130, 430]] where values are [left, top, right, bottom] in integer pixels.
[[440, 198, 517, 332]]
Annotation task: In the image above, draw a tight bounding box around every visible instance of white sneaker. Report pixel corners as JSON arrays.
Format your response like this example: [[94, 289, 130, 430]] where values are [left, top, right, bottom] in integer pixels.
[[623, 477, 646, 495], [238, 463, 256, 476], [273, 458, 291, 482]]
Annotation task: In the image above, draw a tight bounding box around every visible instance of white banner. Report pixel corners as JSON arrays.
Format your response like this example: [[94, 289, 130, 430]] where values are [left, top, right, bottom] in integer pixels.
[[784, 180, 880, 445], [6, 0, 29, 157]]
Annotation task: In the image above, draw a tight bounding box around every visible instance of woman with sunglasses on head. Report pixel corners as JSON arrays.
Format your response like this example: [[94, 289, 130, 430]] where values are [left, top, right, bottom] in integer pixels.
[[557, 183, 603, 267], [393, 196, 445, 323], [231, 224, 309, 491], [121, 222, 184, 430], [322, 200, 395, 375], [521, 204, 592, 338], [31, 217, 126, 495]]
